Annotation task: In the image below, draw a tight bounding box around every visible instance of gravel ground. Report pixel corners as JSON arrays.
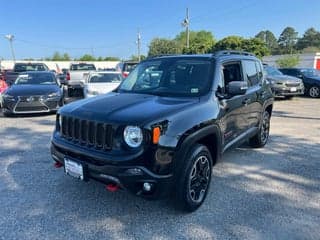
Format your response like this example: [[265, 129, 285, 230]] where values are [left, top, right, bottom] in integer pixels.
[[0, 97, 319, 240]]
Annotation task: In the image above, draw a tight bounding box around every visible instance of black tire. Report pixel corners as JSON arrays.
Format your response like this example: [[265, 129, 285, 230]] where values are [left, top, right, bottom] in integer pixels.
[[308, 86, 320, 98], [3, 110, 12, 117], [249, 110, 270, 148], [174, 144, 213, 212]]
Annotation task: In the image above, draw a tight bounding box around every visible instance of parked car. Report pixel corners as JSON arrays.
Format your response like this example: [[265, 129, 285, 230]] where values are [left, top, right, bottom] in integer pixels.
[[116, 61, 138, 78], [51, 51, 273, 212], [67, 63, 96, 83], [84, 71, 122, 98], [264, 65, 304, 99], [0, 77, 8, 108], [5, 63, 49, 85], [2, 71, 62, 116], [279, 68, 320, 98]]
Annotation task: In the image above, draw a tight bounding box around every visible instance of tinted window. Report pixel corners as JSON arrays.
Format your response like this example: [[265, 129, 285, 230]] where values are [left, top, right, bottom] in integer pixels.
[[243, 60, 259, 86], [70, 64, 96, 71], [264, 66, 283, 76], [119, 58, 212, 97], [14, 64, 48, 72], [89, 73, 122, 83], [15, 73, 56, 85]]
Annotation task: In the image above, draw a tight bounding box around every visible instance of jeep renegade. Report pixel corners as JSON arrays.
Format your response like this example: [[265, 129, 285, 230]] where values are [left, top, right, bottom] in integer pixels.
[[51, 51, 273, 212]]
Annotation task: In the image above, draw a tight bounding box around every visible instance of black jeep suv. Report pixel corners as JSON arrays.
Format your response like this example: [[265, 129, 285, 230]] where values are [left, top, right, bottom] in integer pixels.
[[51, 51, 273, 211]]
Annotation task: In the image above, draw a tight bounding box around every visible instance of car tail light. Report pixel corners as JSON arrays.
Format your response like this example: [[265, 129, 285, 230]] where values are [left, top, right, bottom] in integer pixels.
[[66, 72, 70, 80], [122, 72, 129, 78]]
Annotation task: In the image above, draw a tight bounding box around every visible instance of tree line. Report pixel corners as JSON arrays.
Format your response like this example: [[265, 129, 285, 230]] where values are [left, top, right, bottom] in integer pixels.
[[23, 26, 320, 61], [148, 26, 320, 58]]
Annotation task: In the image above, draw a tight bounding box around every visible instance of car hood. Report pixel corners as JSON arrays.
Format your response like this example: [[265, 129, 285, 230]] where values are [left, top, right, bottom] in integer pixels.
[[60, 92, 199, 125], [267, 75, 301, 83], [6, 84, 60, 96]]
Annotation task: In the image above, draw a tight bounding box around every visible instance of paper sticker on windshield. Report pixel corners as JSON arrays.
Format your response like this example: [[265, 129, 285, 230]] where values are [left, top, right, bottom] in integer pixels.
[[191, 88, 199, 93]]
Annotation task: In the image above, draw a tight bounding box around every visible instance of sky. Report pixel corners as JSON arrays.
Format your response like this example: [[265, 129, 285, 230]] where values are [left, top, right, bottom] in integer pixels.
[[0, 0, 319, 60]]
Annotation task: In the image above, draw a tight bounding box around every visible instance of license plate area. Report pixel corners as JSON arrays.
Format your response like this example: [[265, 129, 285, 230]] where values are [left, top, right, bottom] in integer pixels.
[[64, 158, 85, 180], [290, 87, 297, 92]]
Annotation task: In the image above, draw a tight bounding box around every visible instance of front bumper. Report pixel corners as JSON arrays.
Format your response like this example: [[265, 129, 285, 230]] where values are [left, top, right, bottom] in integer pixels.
[[272, 85, 304, 97], [51, 141, 174, 199], [3, 97, 60, 114]]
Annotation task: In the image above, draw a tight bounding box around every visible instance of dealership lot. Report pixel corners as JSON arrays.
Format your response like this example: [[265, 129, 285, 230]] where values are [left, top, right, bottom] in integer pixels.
[[0, 97, 319, 239]]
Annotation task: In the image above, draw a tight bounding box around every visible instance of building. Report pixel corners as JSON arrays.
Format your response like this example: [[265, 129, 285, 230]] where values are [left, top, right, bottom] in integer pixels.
[[263, 53, 320, 69]]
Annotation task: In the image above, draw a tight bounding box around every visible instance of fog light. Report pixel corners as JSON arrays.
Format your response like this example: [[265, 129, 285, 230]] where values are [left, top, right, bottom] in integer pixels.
[[143, 182, 152, 192]]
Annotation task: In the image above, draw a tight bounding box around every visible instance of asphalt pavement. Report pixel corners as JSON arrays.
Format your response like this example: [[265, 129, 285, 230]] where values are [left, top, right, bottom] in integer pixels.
[[0, 97, 319, 240]]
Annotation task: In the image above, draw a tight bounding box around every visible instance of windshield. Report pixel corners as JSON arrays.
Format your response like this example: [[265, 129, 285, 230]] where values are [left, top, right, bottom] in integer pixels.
[[118, 58, 213, 97], [264, 66, 283, 76], [89, 73, 122, 83], [15, 73, 57, 85], [70, 64, 96, 71], [14, 64, 48, 72], [301, 68, 320, 77]]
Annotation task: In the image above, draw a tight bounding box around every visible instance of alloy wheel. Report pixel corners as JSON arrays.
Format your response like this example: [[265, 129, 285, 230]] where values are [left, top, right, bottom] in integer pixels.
[[309, 86, 320, 98], [188, 155, 210, 203]]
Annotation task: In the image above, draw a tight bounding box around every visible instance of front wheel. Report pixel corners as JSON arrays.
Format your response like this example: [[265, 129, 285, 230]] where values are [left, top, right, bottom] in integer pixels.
[[308, 86, 320, 98], [174, 144, 213, 212], [249, 110, 270, 148]]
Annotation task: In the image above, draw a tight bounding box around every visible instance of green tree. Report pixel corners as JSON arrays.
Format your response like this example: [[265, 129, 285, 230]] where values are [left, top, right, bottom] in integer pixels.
[[104, 56, 121, 61], [129, 55, 146, 61], [276, 55, 300, 68], [297, 27, 320, 50], [278, 27, 298, 54], [175, 30, 215, 54], [213, 36, 244, 51], [52, 51, 62, 61], [77, 54, 96, 61], [242, 38, 270, 58], [255, 30, 278, 54], [62, 53, 71, 61], [148, 38, 181, 56]]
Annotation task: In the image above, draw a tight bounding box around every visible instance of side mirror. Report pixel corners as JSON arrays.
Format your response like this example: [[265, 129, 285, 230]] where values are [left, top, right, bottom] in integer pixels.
[[227, 81, 248, 95]]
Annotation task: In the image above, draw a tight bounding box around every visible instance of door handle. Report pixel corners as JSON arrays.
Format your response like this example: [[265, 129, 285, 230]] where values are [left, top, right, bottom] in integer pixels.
[[242, 98, 251, 105]]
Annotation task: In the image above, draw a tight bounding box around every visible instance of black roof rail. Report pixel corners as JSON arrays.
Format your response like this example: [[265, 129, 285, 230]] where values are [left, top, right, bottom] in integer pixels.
[[146, 54, 178, 59], [213, 50, 255, 57]]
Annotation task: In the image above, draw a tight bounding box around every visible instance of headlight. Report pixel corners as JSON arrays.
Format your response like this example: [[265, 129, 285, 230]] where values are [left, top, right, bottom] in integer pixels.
[[3, 94, 15, 100], [48, 91, 61, 98], [123, 126, 143, 148]]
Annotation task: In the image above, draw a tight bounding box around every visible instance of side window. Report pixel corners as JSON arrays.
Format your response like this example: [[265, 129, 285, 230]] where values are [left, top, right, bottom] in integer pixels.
[[255, 61, 263, 83], [243, 60, 259, 86], [222, 62, 243, 90]]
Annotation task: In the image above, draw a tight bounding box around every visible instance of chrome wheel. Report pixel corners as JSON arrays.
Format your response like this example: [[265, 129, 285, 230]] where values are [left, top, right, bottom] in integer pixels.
[[309, 86, 320, 98], [188, 155, 210, 203], [261, 111, 270, 144]]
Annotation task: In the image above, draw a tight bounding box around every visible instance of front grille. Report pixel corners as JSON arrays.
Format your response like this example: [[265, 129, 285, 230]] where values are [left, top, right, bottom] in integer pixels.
[[61, 116, 113, 150], [285, 82, 300, 87], [15, 105, 48, 112]]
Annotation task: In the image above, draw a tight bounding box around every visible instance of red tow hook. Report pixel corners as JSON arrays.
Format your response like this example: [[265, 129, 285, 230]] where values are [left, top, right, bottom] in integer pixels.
[[106, 183, 119, 192], [54, 161, 63, 168]]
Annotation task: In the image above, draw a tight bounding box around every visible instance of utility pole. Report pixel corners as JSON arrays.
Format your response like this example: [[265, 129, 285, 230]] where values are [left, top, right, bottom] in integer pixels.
[[136, 30, 141, 62], [5, 34, 16, 63], [181, 8, 190, 49]]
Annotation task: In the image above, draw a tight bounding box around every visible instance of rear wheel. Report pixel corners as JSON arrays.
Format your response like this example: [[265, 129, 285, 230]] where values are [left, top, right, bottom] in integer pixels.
[[308, 86, 320, 98], [174, 144, 213, 212], [249, 110, 270, 148]]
